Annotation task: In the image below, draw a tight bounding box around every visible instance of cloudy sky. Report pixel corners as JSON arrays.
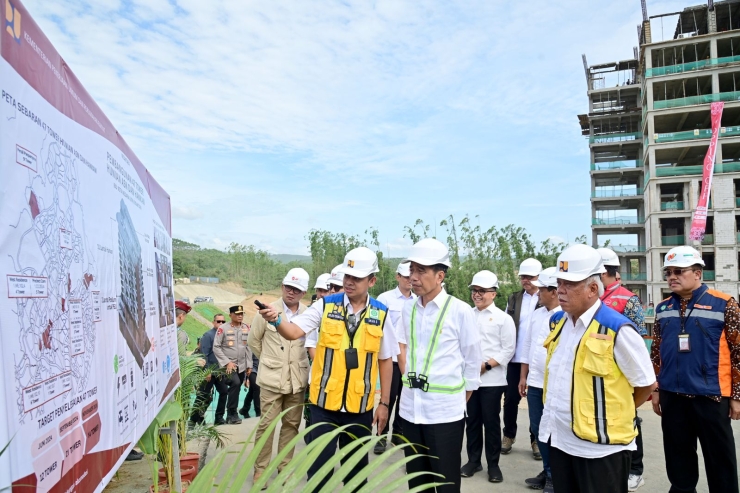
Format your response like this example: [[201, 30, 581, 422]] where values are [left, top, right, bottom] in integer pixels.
[[24, 0, 692, 255]]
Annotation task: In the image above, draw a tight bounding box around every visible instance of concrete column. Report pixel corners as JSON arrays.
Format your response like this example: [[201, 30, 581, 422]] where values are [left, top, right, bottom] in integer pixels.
[[709, 9, 718, 35]]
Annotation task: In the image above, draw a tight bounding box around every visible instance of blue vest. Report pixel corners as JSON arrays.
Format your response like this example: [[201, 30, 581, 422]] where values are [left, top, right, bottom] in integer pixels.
[[655, 284, 732, 397]]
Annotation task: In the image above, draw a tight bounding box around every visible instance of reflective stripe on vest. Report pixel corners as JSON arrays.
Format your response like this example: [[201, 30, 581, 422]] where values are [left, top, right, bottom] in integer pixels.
[[404, 296, 465, 393]]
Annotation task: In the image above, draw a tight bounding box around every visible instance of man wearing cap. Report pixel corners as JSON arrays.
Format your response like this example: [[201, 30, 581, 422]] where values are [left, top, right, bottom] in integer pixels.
[[503, 258, 542, 457], [398, 238, 482, 493], [650, 246, 740, 493], [314, 273, 331, 301], [257, 247, 397, 491], [327, 264, 345, 294], [373, 261, 415, 455], [519, 267, 561, 493], [175, 300, 191, 349], [248, 268, 310, 482], [598, 247, 649, 491], [461, 270, 515, 483], [213, 305, 253, 425], [540, 245, 656, 493]]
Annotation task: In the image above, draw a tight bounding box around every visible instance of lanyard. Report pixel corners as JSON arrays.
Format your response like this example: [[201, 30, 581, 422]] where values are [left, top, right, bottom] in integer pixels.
[[679, 291, 707, 334], [409, 295, 453, 377]]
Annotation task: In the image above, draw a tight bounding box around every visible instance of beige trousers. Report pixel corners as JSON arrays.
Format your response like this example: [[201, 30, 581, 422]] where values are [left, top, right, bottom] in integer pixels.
[[253, 387, 305, 474]]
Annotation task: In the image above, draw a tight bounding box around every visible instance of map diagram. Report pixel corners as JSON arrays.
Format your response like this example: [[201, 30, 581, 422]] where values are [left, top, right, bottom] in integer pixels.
[[7, 138, 99, 423]]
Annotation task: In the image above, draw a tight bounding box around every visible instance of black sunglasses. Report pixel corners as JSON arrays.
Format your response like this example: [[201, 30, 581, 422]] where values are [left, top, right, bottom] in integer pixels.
[[215, 320, 226, 324]]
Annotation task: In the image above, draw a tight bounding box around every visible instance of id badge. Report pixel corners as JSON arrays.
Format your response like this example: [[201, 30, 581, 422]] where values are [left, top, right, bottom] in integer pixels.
[[345, 348, 359, 370], [678, 333, 691, 352]]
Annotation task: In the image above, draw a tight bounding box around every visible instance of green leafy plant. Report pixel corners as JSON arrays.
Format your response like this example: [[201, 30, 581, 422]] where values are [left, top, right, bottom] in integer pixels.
[[189, 407, 446, 492]]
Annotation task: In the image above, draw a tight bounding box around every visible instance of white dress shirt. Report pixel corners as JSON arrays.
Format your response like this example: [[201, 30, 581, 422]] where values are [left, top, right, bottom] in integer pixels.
[[377, 286, 415, 363], [539, 300, 656, 458], [521, 305, 562, 389], [475, 303, 515, 387], [512, 290, 540, 363], [291, 294, 399, 361], [399, 291, 482, 425]]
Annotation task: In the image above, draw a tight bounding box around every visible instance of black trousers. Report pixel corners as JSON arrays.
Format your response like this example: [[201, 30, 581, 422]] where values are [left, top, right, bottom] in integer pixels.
[[550, 445, 631, 493], [400, 416, 465, 493], [380, 362, 403, 436], [630, 413, 644, 475], [660, 390, 739, 493], [503, 362, 534, 443], [307, 405, 373, 493], [223, 370, 245, 417], [465, 385, 506, 468], [189, 374, 228, 424], [240, 371, 260, 415]]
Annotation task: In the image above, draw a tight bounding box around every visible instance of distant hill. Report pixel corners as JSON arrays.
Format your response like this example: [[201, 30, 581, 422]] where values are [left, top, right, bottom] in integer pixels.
[[270, 254, 312, 264]]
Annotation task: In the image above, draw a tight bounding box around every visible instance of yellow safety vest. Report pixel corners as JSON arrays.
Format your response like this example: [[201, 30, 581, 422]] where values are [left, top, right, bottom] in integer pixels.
[[309, 293, 388, 413], [542, 306, 638, 445]]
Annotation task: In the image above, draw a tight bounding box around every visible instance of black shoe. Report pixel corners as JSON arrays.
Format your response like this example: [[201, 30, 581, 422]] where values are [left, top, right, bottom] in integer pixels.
[[460, 462, 482, 478], [525, 470, 547, 489], [543, 477, 554, 493], [125, 450, 144, 461], [226, 414, 242, 425], [488, 466, 503, 483], [390, 434, 404, 446], [214, 417, 226, 426], [255, 412, 261, 417], [373, 438, 387, 455], [239, 408, 250, 419]]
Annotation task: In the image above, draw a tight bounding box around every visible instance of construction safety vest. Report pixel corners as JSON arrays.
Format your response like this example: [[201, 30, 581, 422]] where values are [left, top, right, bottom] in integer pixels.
[[543, 304, 638, 445], [309, 293, 388, 413], [403, 296, 466, 394], [601, 281, 635, 315], [655, 284, 732, 397]]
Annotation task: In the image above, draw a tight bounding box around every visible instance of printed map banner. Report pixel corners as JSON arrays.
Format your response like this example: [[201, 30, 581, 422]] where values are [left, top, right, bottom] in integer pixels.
[[0, 1, 179, 491]]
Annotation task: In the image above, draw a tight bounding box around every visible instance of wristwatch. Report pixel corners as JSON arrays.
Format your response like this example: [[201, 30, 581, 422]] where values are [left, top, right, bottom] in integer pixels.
[[484, 362, 492, 371]]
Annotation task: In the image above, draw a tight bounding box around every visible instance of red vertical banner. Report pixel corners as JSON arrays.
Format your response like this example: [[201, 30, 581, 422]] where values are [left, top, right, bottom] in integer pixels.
[[689, 101, 724, 241]]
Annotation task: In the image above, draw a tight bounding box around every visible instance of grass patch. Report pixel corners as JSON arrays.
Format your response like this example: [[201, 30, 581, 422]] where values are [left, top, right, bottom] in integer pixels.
[[181, 315, 210, 351], [193, 303, 225, 322]]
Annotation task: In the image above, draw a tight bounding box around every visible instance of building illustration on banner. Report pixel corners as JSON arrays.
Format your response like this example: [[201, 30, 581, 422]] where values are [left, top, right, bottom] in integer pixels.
[[116, 199, 150, 369]]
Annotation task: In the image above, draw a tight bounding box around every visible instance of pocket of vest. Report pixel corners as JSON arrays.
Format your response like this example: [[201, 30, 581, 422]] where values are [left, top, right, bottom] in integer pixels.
[[320, 321, 344, 349], [582, 337, 614, 376], [354, 380, 371, 396], [580, 399, 622, 424], [364, 324, 383, 353]]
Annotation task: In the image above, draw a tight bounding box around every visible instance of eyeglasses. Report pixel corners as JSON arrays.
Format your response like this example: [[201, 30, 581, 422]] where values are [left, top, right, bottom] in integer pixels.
[[283, 285, 304, 295], [215, 320, 225, 324], [663, 268, 694, 278], [470, 288, 496, 296], [519, 275, 535, 280]]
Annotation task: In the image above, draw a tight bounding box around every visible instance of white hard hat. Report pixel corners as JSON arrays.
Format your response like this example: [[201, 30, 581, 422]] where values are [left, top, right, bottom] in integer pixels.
[[469, 270, 499, 289], [663, 246, 705, 269], [342, 247, 379, 278], [396, 262, 411, 276], [283, 267, 309, 292], [404, 238, 451, 267], [314, 273, 331, 290], [518, 258, 543, 277], [533, 267, 558, 288], [596, 247, 620, 267], [554, 244, 606, 282], [328, 264, 345, 286]]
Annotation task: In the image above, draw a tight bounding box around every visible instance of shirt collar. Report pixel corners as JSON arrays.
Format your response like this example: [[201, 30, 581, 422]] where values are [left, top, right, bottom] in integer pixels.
[[343, 293, 370, 310], [567, 299, 601, 329], [604, 280, 620, 293], [394, 286, 414, 300], [415, 289, 448, 309], [282, 300, 295, 316], [474, 302, 497, 314]]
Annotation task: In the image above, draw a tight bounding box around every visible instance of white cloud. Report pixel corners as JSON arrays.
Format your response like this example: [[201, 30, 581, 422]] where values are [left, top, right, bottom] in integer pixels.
[[172, 205, 204, 220]]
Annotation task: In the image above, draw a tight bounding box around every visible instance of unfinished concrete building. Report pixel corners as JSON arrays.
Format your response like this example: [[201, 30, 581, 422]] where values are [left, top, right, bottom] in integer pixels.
[[580, 0, 740, 315]]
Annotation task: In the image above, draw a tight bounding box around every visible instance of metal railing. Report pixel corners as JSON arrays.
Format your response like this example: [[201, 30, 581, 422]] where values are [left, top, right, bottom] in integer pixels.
[[653, 90, 740, 110], [655, 162, 740, 176], [661, 201, 685, 211], [592, 188, 643, 198], [645, 55, 740, 78], [590, 160, 643, 170], [703, 270, 716, 281], [662, 235, 686, 246], [701, 234, 714, 245], [622, 272, 647, 281], [592, 217, 645, 225]]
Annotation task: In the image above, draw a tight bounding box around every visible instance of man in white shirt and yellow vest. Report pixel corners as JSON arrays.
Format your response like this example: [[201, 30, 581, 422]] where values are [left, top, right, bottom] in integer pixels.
[[540, 245, 656, 493], [248, 268, 310, 483], [399, 239, 482, 493], [258, 247, 397, 491], [374, 261, 414, 454], [461, 270, 515, 483]]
